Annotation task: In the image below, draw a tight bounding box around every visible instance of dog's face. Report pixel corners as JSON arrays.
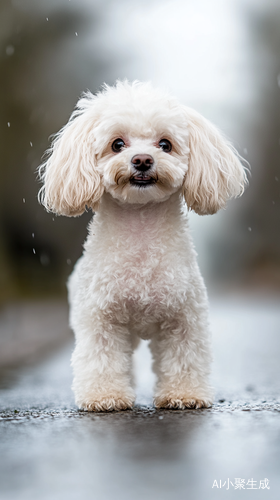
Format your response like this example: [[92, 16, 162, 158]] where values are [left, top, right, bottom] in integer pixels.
[[98, 135, 186, 204], [39, 81, 247, 216], [93, 95, 190, 204]]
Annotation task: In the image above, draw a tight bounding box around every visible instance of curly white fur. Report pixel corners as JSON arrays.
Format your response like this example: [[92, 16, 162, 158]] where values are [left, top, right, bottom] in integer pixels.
[[39, 81, 247, 411]]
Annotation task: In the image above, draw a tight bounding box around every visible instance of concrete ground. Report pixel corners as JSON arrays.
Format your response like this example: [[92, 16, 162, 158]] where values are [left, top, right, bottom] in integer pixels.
[[0, 291, 279, 499]]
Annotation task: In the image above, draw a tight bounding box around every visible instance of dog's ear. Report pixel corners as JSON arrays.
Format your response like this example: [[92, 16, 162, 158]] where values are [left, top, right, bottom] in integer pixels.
[[38, 93, 104, 216], [183, 107, 248, 215]]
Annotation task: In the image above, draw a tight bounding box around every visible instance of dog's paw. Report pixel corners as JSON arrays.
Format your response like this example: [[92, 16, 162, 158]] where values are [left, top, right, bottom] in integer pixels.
[[154, 395, 212, 410], [78, 395, 134, 412]]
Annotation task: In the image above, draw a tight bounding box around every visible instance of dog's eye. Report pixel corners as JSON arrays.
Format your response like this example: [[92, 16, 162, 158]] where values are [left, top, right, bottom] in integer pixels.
[[159, 139, 172, 153], [112, 138, 125, 153]]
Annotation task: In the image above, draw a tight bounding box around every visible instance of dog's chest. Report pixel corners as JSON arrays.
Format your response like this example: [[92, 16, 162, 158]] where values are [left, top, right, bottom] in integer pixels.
[[95, 230, 189, 321], [83, 199, 193, 321]]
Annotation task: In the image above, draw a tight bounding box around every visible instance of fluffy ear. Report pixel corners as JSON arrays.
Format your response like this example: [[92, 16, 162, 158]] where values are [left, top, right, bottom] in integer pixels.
[[183, 107, 248, 215], [38, 93, 104, 216]]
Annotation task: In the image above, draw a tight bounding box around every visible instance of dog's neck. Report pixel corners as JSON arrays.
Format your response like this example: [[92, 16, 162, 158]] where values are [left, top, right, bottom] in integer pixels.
[[96, 192, 186, 237]]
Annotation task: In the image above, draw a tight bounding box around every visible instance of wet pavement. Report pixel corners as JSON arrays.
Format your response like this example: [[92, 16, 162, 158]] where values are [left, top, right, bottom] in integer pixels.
[[0, 292, 280, 499]]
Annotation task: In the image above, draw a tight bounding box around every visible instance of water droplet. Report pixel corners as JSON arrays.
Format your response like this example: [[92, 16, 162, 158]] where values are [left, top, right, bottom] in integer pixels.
[[6, 45, 14, 56], [272, 201, 275, 205], [275, 177, 279, 181], [158, 416, 163, 420], [67, 259, 72, 265], [248, 227, 252, 231], [46, 17, 49, 21], [30, 142, 33, 147], [40, 254, 50, 266], [23, 198, 25, 203], [33, 248, 36, 254], [243, 148, 248, 155], [75, 32, 78, 36], [7, 122, 10, 127], [32, 233, 34, 238]]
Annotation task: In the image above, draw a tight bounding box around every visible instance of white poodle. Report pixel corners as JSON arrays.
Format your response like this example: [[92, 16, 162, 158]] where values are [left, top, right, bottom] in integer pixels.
[[39, 81, 247, 411]]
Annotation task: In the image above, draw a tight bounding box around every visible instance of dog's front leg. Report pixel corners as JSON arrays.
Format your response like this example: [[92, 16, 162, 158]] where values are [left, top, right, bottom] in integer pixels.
[[71, 312, 135, 412], [150, 312, 213, 410]]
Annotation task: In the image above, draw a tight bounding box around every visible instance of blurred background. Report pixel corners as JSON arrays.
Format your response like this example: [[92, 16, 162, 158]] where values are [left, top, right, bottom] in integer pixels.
[[0, 0, 280, 364], [1, 3, 280, 497]]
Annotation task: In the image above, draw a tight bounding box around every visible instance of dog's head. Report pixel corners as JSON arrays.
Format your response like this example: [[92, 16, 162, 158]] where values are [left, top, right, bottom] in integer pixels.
[[38, 81, 247, 216]]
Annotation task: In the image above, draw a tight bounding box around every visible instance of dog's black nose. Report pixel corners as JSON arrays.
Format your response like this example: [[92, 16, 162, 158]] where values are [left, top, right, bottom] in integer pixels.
[[131, 154, 154, 172]]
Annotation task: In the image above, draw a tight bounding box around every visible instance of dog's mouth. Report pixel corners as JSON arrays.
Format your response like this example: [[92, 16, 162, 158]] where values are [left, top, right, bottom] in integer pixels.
[[130, 175, 157, 187]]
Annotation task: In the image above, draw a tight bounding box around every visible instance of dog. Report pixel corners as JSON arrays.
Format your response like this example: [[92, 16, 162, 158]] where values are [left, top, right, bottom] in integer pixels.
[[39, 81, 247, 411]]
